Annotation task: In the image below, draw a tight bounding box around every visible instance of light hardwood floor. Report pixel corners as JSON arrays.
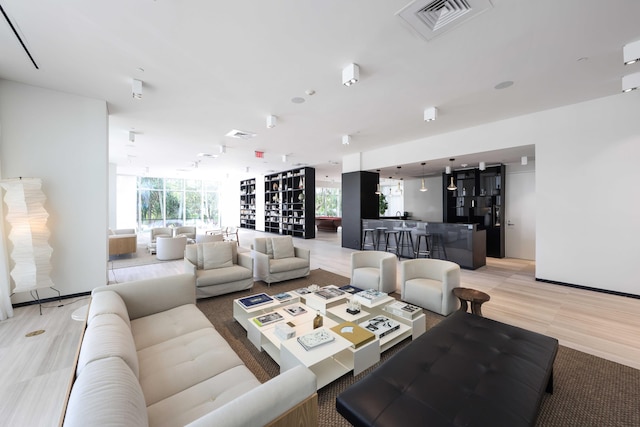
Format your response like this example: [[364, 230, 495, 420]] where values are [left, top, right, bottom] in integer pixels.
[[1, 228, 639, 426]]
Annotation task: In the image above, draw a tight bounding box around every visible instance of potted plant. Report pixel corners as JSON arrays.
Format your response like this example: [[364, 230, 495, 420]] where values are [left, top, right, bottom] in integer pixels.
[[379, 193, 388, 216]]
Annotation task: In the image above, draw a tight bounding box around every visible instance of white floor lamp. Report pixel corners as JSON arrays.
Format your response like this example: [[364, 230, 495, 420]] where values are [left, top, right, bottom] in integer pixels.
[[0, 177, 59, 314]]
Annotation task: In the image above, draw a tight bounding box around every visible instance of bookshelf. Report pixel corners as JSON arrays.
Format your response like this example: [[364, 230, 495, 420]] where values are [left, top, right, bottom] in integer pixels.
[[240, 178, 256, 230], [264, 167, 315, 238]]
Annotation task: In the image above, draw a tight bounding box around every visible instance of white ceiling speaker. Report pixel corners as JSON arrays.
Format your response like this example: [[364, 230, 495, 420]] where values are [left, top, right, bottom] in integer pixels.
[[219, 145, 226, 154], [342, 63, 359, 86], [521, 156, 528, 165], [342, 135, 351, 145], [282, 154, 287, 163], [128, 131, 135, 143], [479, 161, 486, 171], [424, 106, 438, 121], [267, 115, 277, 128], [132, 79, 142, 99], [622, 72, 640, 93], [623, 40, 640, 65]]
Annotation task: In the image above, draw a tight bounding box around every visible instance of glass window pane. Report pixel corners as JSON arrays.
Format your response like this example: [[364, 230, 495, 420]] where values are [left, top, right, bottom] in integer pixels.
[[185, 191, 201, 222], [138, 189, 164, 228], [138, 177, 163, 190], [165, 178, 182, 191], [185, 179, 200, 191], [203, 192, 219, 227], [166, 191, 183, 225]]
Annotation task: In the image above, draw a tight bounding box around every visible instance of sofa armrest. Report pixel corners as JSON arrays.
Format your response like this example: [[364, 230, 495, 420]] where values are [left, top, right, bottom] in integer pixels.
[[186, 365, 317, 427], [92, 274, 195, 320], [294, 246, 310, 262], [237, 252, 254, 271], [184, 257, 197, 275], [252, 250, 270, 279]]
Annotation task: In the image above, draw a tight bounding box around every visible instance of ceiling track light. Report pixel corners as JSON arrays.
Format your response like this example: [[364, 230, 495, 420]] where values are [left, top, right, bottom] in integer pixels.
[[132, 79, 142, 99], [623, 40, 640, 65], [419, 162, 428, 192], [479, 161, 486, 171], [342, 63, 359, 86], [219, 145, 226, 154], [282, 154, 287, 163], [521, 156, 528, 166], [424, 106, 438, 122], [266, 115, 277, 128], [128, 131, 135, 143], [447, 158, 457, 191], [342, 135, 351, 145], [622, 72, 640, 93], [375, 183, 382, 195]]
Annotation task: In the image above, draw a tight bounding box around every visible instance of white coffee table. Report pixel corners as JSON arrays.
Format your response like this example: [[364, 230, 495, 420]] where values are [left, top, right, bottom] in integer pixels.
[[233, 294, 300, 330]]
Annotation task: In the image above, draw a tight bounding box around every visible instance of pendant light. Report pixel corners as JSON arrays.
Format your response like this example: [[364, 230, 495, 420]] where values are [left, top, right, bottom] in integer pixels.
[[375, 183, 382, 195], [447, 158, 457, 191], [419, 162, 428, 192]]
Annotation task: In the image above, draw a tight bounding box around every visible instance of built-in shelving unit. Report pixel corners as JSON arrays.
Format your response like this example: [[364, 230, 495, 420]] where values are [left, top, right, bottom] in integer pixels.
[[443, 164, 505, 258], [264, 167, 315, 239], [240, 178, 256, 230]]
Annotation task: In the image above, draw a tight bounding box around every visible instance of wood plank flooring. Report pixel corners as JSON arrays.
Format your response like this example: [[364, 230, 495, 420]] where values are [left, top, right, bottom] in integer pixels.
[[1, 228, 638, 426]]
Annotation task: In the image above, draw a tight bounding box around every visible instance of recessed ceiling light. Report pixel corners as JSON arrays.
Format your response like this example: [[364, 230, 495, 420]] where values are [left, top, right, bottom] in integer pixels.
[[226, 129, 256, 139], [197, 153, 217, 158], [494, 81, 514, 90], [291, 97, 305, 104]]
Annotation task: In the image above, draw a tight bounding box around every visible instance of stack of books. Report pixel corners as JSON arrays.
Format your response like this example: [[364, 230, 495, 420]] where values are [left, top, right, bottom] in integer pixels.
[[353, 289, 388, 305], [238, 293, 273, 309], [384, 301, 422, 320], [314, 287, 345, 300], [359, 316, 400, 338], [252, 312, 284, 327], [297, 329, 335, 351]]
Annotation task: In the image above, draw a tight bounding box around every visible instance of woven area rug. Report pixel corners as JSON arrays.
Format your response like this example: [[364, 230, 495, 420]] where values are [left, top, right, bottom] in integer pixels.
[[196, 268, 640, 427]]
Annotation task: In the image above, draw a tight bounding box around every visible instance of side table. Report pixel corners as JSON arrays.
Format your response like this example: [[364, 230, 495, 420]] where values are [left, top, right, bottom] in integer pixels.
[[452, 287, 490, 317]]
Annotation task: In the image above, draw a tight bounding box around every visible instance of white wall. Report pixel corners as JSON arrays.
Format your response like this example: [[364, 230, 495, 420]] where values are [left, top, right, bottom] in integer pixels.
[[349, 92, 640, 296], [403, 176, 444, 222], [115, 174, 138, 230], [0, 80, 108, 302]]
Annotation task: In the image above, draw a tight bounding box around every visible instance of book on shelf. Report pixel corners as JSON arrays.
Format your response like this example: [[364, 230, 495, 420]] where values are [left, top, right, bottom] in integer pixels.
[[314, 287, 345, 300], [384, 301, 422, 319], [338, 284, 364, 294], [330, 322, 376, 349], [252, 312, 284, 327], [238, 293, 274, 309], [297, 328, 335, 351], [273, 292, 293, 302], [359, 316, 400, 338], [283, 305, 307, 316], [353, 289, 388, 305]]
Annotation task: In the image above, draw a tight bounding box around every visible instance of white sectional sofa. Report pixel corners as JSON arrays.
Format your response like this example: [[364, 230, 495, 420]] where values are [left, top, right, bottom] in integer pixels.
[[62, 274, 318, 427]]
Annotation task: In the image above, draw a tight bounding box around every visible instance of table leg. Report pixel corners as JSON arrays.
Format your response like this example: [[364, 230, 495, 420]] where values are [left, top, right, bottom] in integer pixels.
[[471, 301, 484, 317], [457, 298, 468, 313]]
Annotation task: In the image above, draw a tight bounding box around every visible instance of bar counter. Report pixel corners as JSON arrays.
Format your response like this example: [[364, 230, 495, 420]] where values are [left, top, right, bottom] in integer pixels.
[[361, 219, 486, 270]]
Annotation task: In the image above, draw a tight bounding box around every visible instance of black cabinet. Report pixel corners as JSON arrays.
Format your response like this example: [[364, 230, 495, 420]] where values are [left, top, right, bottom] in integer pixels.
[[341, 171, 379, 250], [240, 178, 256, 230], [443, 165, 505, 258], [264, 167, 315, 239]]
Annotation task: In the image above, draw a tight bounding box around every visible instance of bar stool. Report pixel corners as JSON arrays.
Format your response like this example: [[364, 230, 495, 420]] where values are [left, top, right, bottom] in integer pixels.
[[375, 227, 388, 250], [384, 230, 400, 258], [361, 228, 376, 250], [396, 228, 414, 259], [414, 232, 431, 258], [430, 233, 448, 260]]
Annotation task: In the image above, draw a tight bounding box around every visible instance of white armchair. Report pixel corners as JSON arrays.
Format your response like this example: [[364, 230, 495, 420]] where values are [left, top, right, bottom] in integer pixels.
[[252, 236, 310, 285], [173, 226, 196, 241], [400, 258, 460, 316], [155, 236, 187, 261], [147, 227, 173, 254], [350, 251, 397, 294]]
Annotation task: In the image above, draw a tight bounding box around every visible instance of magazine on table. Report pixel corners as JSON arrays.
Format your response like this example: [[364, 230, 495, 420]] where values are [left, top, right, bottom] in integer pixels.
[[273, 292, 293, 302], [359, 316, 400, 338], [297, 328, 335, 351], [252, 312, 284, 327], [353, 289, 388, 305], [338, 284, 364, 294], [238, 293, 274, 309], [284, 305, 307, 316], [294, 287, 312, 295], [314, 287, 345, 300], [384, 301, 421, 319]]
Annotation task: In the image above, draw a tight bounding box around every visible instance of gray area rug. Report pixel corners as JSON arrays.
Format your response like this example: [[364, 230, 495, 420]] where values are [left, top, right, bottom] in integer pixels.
[[196, 269, 640, 427], [108, 244, 169, 269]]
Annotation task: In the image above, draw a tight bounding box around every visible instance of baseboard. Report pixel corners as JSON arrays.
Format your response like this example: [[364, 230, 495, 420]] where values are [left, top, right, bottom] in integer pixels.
[[12, 291, 92, 308], [535, 278, 640, 300]]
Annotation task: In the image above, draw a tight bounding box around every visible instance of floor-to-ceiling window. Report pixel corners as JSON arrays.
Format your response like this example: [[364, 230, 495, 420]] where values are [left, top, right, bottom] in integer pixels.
[[316, 186, 342, 216], [137, 176, 220, 231]]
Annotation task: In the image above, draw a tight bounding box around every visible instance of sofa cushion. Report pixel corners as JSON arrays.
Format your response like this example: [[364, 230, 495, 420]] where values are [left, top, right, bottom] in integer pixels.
[[77, 313, 139, 378], [130, 304, 214, 351], [87, 290, 131, 329], [137, 328, 246, 406], [64, 357, 148, 427], [352, 267, 381, 290], [271, 236, 295, 259], [203, 242, 233, 270], [269, 256, 309, 274], [196, 265, 253, 287], [185, 244, 200, 269], [146, 365, 260, 427]]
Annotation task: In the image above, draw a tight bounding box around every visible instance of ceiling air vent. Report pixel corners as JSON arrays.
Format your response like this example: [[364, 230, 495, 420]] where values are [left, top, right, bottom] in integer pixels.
[[225, 129, 256, 139], [397, 0, 493, 41]]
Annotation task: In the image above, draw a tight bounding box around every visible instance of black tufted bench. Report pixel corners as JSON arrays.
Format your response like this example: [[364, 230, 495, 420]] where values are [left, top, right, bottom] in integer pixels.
[[336, 311, 558, 427]]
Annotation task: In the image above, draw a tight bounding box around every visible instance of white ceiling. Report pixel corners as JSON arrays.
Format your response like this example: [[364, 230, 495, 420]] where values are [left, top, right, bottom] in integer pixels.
[[1, 0, 639, 182]]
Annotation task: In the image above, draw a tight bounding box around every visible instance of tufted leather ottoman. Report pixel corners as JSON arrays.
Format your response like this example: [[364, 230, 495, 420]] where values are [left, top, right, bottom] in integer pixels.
[[336, 311, 558, 427]]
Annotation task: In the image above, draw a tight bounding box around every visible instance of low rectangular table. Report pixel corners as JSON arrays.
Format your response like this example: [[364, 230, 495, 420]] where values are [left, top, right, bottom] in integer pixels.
[[336, 311, 558, 427]]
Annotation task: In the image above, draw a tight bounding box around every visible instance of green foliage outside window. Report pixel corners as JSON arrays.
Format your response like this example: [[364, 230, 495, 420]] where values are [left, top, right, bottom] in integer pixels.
[[316, 187, 341, 217], [379, 193, 388, 216]]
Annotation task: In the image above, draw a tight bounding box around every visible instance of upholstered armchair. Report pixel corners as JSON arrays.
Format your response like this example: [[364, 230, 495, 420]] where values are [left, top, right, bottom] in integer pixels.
[[196, 233, 224, 244], [173, 226, 196, 241], [184, 241, 254, 298], [156, 236, 187, 261], [147, 227, 173, 254], [350, 251, 397, 294], [252, 236, 310, 285], [400, 258, 460, 316]]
